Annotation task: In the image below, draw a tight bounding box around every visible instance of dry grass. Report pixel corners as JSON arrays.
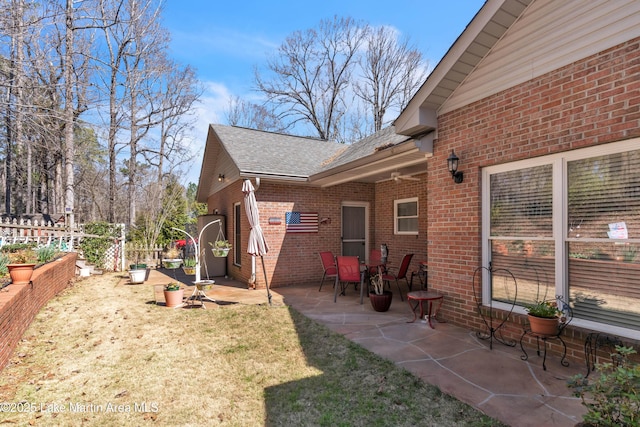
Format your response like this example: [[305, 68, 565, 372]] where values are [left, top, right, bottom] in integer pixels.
[[0, 273, 502, 426]]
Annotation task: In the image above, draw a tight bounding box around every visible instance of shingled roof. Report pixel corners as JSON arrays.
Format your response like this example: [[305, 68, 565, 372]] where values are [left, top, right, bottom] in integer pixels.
[[317, 126, 411, 172], [211, 124, 344, 177], [197, 124, 426, 200]]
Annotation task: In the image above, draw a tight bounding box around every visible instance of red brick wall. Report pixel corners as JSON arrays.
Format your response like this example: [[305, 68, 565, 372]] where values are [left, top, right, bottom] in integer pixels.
[[373, 176, 428, 277], [429, 38, 640, 360], [207, 181, 376, 288], [0, 252, 78, 372], [206, 176, 432, 290]]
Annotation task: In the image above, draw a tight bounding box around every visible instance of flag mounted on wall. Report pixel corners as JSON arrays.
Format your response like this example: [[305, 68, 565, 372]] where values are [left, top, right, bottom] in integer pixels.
[[285, 212, 319, 233]]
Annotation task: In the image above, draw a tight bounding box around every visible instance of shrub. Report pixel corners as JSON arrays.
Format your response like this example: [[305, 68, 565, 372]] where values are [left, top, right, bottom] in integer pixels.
[[0, 253, 10, 277], [79, 222, 120, 269], [567, 346, 640, 426], [36, 245, 59, 264], [1, 244, 37, 264]]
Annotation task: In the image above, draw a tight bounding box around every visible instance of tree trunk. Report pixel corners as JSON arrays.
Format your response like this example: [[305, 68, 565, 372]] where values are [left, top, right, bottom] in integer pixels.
[[63, 0, 75, 226]]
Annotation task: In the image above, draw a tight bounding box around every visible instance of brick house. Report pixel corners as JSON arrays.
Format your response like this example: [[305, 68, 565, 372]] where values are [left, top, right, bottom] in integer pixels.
[[196, 124, 431, 290], [394, 0, 640, 351], [198, 0, 640, 356]]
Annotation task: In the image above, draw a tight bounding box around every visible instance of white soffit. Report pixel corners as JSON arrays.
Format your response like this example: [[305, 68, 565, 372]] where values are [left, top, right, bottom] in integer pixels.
[[395, 0, 531, 135]]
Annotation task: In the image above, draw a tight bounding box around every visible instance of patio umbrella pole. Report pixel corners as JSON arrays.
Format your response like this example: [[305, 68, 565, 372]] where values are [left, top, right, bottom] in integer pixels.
[[261, 256, 272, 305], [243, 179, 271, 306]]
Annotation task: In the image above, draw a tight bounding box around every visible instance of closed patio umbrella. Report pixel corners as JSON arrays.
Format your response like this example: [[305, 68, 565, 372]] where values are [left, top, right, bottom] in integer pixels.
[[242, 179, 272, 305]]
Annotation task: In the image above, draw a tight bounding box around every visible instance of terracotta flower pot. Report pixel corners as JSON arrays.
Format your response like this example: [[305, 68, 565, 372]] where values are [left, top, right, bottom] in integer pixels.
[[527, 314, 559, 335], [7, 263, 36, 285], [164, 288, 185, 308], [369, 290, 393, 312]]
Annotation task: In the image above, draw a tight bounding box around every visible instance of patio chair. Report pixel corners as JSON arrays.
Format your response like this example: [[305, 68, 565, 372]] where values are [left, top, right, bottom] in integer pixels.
[[334, 255, 365, 304], [381, 253, 413, 301], [318, 251, 338, 291], [368, 249, 387, 275]]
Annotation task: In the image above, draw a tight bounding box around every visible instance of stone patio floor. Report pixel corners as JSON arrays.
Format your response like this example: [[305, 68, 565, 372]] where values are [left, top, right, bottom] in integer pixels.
[[145, 268, 587, 427]]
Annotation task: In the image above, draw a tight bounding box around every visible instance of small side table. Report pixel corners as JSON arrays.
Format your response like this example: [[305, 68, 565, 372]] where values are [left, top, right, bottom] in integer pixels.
[[407, 290, 443, 329], [584, 333, 623, 377]]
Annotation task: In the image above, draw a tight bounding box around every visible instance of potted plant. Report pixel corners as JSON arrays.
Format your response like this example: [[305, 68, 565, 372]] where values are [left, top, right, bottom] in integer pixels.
[[209, 240, 232, 257], [369, 267, 392, 312], [195, 279, 214, 291], [525, 299, 563, 335], [162, 246, 182, 269], [128, 268, 146, 284], [4, 245, 38, 285], [163, 282, 184, 308], [182, 257, 197, 275]]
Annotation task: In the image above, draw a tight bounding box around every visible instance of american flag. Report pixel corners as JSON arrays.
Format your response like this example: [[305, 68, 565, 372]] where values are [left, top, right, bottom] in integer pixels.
[[285, 212, 318, 233]]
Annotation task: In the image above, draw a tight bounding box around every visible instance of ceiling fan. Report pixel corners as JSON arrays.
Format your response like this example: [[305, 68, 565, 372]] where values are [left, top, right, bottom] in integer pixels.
[[389, 171, 420, 182]]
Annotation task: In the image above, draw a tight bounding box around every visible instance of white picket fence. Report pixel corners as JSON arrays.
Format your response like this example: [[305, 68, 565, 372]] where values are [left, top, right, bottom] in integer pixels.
[[0, 217, 83, 250], [125, 244, 165, 269], [0, 217, 127, 272]]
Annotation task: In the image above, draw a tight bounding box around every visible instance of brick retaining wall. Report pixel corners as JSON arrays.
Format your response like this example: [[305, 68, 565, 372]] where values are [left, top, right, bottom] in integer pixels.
[[0, 252, 77, 371]]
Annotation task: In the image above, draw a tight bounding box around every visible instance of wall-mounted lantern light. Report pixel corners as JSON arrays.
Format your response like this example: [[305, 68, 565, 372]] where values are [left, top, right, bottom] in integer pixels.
[[447, 150, 464, 184], [218, 174, 225, 182]]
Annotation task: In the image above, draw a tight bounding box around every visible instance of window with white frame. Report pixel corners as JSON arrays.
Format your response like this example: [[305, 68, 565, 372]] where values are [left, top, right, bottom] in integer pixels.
[[394, 198, 418, 235], [482, 139, 640, 339]]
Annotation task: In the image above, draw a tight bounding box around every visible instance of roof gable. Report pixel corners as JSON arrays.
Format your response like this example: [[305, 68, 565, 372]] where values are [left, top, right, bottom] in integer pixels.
[[442, 0, 640, 114], [395, 0, 640, 136], [212, 125, 344, 177]]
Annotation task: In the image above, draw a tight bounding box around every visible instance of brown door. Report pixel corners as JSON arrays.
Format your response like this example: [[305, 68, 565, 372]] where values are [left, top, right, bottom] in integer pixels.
[[341, 203, 368, 260]]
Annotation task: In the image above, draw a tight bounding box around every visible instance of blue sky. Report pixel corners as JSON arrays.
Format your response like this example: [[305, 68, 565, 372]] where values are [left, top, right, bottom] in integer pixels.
[[160, 0, 486, 183]]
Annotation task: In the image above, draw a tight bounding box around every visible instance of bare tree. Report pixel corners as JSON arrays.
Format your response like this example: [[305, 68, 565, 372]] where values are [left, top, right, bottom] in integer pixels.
[[0, 0, 200, 229], [1, 0, 28, 215], [122, 0, 168, 226], [97, 0, 200, 225], [96, 0, 130, 223], [254, 19, 426, 141], [255, 16, 365, 142], [145, 56, 202, 183], [355, 26, 426, 132], [225, 95, 284, 132]]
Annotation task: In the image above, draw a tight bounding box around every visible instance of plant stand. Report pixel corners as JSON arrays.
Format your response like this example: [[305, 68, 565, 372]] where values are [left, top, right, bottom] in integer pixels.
[[187, 280, 216, 308], [171, 219, 222, 284], [520, 297, 573, 370], [472, 265, 517, 349], [584, 332, 623, 377], [520, 325, 570, 371]]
